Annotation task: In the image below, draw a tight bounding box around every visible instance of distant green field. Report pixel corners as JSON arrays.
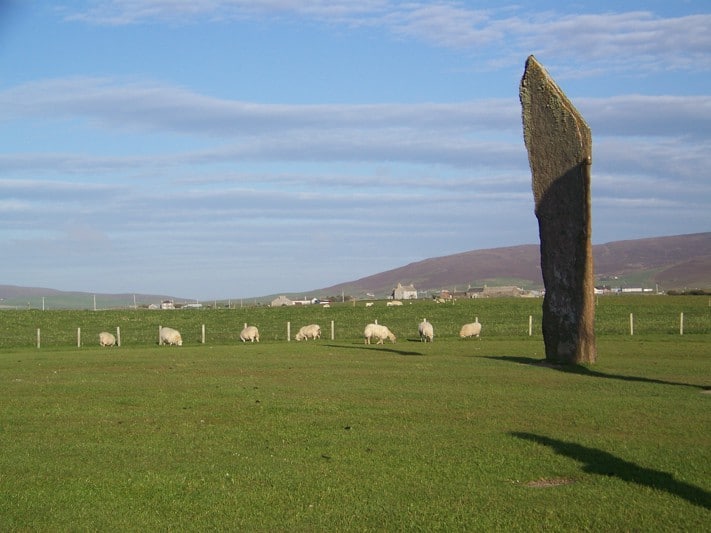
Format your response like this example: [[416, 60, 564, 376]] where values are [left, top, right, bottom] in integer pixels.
[[0, 295, 709, 349]]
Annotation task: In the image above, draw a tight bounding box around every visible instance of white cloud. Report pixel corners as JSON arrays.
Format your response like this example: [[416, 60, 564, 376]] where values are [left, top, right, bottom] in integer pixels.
[[62, 0, 391, 26], [3, 78, 707, 177], [62, 2, 711, 75], [529, 12, 711, 68], [579, 95, 711, 139], [383, 3, 498, 48], [1, 77, 707, 244], [0, 77, 519, 134]]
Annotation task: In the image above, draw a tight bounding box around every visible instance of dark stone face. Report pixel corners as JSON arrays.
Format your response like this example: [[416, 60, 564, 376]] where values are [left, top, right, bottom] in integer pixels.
[[520, 56, 596, 364]]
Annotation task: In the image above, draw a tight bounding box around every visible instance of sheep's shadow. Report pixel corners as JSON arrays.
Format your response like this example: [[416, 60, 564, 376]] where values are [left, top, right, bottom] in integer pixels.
[[511, 432, 711, 510], [484, 355, 704, 389], [323, 343, 424, 357]]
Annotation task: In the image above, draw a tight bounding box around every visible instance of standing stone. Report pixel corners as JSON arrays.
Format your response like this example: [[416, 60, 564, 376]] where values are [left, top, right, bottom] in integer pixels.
[[519, 55, 596, 364]]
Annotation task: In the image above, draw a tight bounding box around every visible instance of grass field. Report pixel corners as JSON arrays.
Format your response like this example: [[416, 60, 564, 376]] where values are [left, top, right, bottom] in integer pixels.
[[0, 295, 710, 349], [0, 297, 709, 530]]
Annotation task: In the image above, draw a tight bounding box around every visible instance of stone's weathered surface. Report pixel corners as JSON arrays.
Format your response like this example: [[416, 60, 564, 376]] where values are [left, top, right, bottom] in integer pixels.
[[519, 55, 596, 364]]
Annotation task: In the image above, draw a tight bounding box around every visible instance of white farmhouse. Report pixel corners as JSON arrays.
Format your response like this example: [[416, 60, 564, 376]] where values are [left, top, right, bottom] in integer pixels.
[[392, 283, 417, 300]]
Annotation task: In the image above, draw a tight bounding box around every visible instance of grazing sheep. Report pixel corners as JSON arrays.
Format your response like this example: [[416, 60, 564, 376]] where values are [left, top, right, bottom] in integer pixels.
[[365, 302, 374, 307], [295, 324, 321, 341], [459, 322, 482, 339], [386, 300, 403, 307], [418, 319, 434, 342], [240, 325, 260, 343], [364, 323, 396, 344], [99, 331, 116, 347], [159, 327, 183, 346]]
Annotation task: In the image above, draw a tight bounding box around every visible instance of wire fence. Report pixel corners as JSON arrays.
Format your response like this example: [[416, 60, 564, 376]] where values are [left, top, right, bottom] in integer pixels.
[[1, 296, 709, 349]]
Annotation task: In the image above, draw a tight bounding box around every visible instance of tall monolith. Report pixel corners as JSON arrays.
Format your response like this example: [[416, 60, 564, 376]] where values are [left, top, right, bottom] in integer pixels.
[[519, 55, 596, 364]]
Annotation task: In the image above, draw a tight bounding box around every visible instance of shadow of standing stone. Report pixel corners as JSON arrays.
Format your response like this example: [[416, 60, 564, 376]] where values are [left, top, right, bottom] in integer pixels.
[[519, 55, 596, 364]]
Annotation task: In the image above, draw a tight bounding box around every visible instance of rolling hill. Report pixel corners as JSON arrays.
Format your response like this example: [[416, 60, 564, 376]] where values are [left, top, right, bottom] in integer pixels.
[[0, 286, 181, 310], [1, 232, 709, 308], [311, 232, 711, 298]]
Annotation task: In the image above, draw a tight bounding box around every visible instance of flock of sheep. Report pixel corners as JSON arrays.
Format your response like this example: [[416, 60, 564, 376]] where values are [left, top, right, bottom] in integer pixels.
[[364, 319, 482, 344], [98, 320, 482, 347]]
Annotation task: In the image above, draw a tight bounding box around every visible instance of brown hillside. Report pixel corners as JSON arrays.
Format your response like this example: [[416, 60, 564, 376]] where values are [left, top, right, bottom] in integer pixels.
[[653, 257, 711, 289], [315, 232, 711, 297], [593, 233, 711, 274]]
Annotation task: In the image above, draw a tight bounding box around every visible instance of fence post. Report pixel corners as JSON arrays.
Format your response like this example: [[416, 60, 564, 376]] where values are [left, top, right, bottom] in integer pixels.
[[116, 326, 121, 347], [629, 313, 634, 336], [680, 312, 684, 336], [528, 315, 533, 336], [287, 321, 291, 342], [37, 328, 41, 349], [77, 327, 81, 348], [201, 324, 206, 344], [331, 320, 335, 341], [159, 325, 162, 345]]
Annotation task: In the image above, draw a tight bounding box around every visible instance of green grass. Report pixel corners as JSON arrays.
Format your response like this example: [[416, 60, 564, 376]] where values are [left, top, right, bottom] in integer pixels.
[[0, 334, 709, 531], [0, 297, 709, 530], [0, 295, 709, 349]]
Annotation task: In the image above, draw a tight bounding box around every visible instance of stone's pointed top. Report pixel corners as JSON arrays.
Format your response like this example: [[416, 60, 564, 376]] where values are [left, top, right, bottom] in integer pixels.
[[521, 55, 588, 132], [524, 54, 541, 69], [520, 56, 592, 206]]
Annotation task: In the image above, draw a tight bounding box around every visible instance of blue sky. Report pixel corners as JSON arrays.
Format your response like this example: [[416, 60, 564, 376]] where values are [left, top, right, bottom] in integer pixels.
[[1, 1, 709, 300]]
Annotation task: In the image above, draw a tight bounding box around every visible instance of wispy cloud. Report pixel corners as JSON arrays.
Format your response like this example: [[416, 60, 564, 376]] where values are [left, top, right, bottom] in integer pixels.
[[62, 0, 392, 26], [0, 77, 520, 134], [523, 12, 711, 73], [382, 3, 500, 48], [1, 77, 706, 179], [62, 1, 711, 75], [578, 95, 711, 139]]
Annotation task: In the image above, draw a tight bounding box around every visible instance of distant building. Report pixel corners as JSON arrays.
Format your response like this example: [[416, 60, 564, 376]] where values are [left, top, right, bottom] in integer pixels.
[[160, 300, 175, 310], [270, 295, 294, 307], [621, 288, 653, 293], [392, 283, 417, 300], [482, 286, 525, 298], [465, 286, 527, 298]]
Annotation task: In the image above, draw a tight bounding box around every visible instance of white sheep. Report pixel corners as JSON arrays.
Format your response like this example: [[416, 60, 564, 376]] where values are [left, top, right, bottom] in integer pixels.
[[295, 324, 321, 341], [386, 300, 403, 307], [459, 322, 482, 339], [159, 327, 183, 346], [418, 319, 434, 342], [98, 331, 116, 347], [365, 302, 374, 307], [364, 323, 396, 344], [240, 325, 260, 343]]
